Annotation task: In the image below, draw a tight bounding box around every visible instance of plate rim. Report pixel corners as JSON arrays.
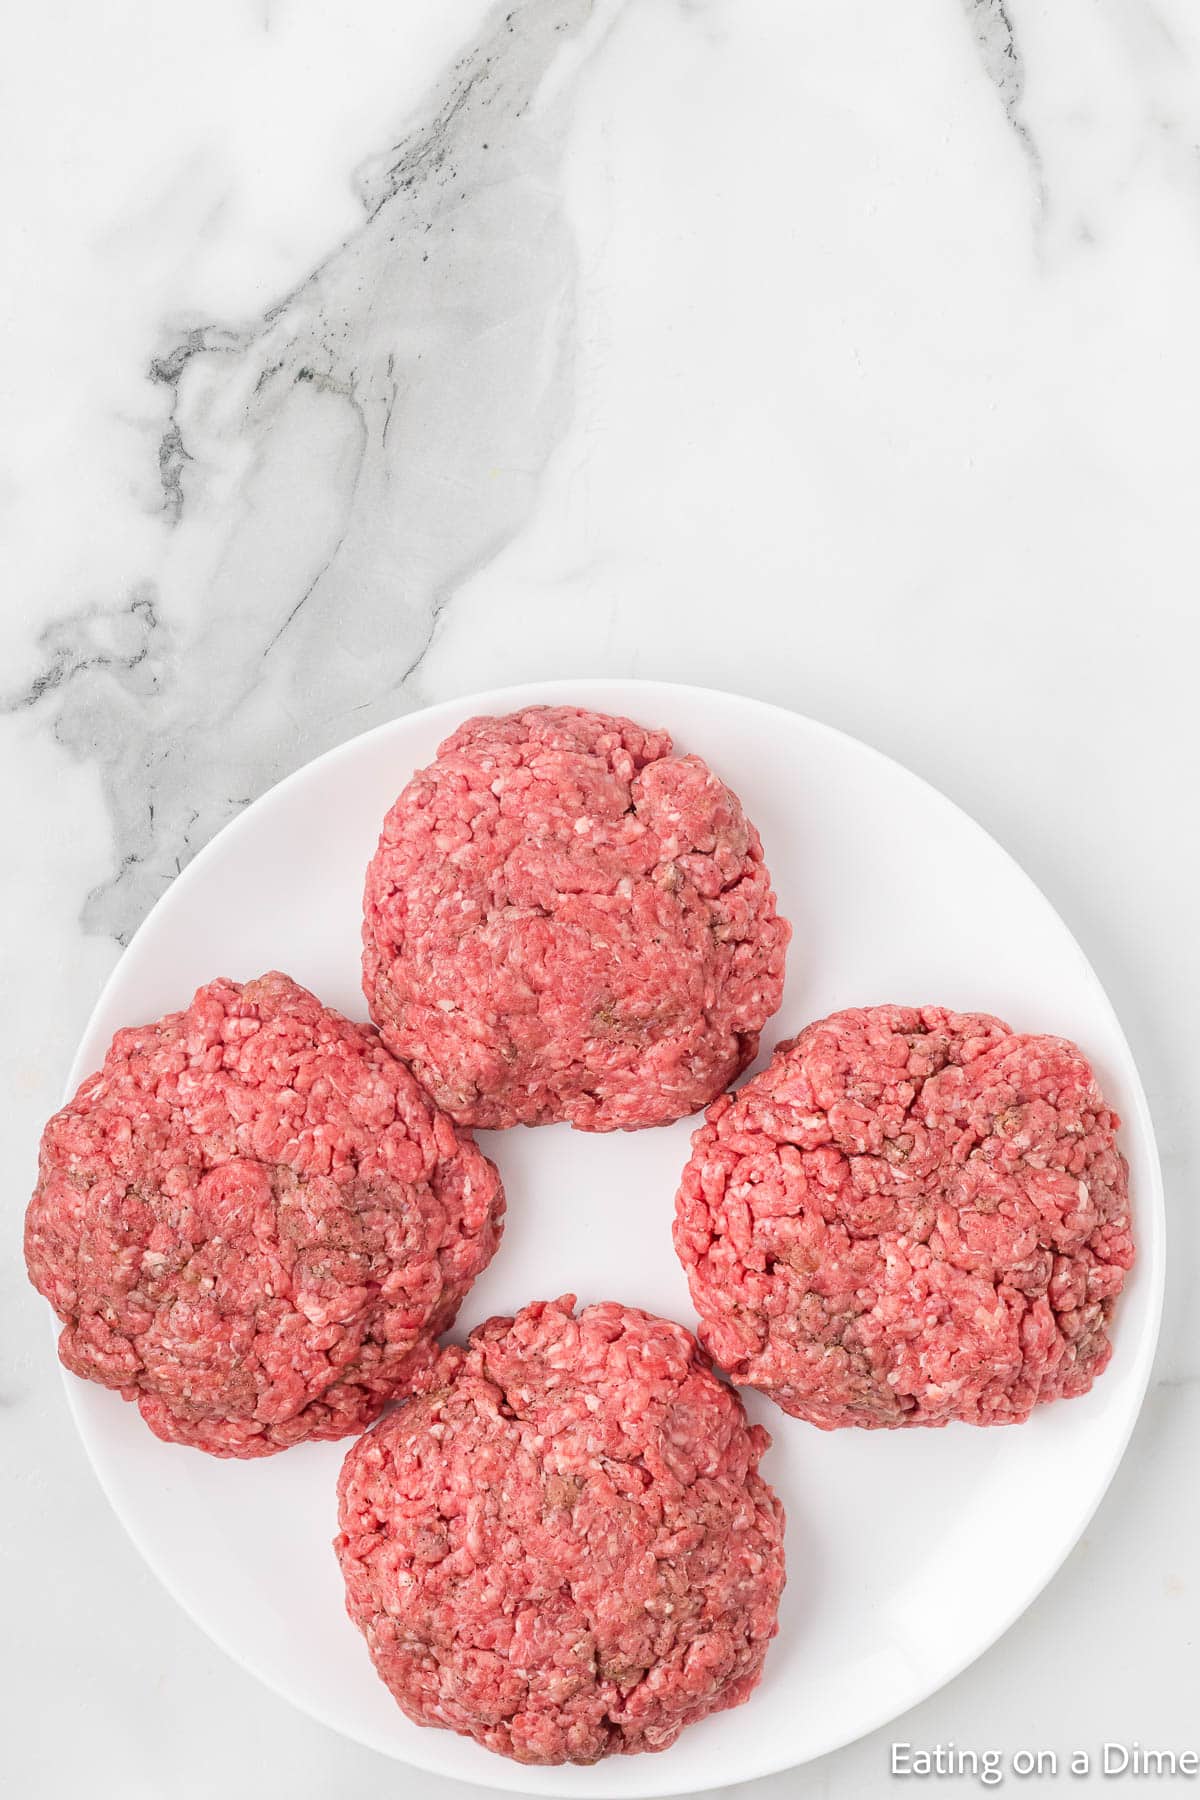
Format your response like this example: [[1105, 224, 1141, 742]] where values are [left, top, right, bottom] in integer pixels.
[[56, 676, 1166, 1798]]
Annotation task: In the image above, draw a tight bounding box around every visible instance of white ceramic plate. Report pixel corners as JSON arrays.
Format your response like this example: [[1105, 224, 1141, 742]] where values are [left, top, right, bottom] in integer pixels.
[[59, 680, 1163, 1798]]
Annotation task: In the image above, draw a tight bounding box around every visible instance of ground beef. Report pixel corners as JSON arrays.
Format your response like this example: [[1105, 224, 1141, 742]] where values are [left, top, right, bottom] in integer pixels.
[[361, 707, 789, 1131], [674, 1006, 1134, 1429], [334, 1295, 785, 1764], [25, 973, 504, 1457]]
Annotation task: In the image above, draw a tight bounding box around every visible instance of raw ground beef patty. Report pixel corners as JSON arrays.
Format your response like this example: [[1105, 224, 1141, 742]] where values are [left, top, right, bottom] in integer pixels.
[[674, 1006, 1134, 1429], [335, 1295, 786, 1764], [361, 706, 789, 1131], [25, 973, 504, 1457]]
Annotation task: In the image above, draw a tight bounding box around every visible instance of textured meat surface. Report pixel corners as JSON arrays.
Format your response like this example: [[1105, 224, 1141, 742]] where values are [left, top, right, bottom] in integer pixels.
[[335, 1296, 785, 1764], [361, 707, 789, 1130], [675, 1006, 1134, 1429], [25, 973, 504, 1456]]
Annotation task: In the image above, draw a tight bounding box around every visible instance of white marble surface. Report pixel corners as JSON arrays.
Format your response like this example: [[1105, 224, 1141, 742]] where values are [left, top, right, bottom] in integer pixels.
[[2, 2, 1197, 1795]]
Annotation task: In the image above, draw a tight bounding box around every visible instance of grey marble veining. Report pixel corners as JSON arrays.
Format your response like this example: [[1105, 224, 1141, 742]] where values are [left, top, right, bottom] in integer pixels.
[[9, 0, 593, 945], [960, 0, 1044, 205]]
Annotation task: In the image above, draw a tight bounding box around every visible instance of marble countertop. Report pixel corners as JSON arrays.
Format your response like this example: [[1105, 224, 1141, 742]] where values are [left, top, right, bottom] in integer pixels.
[[3, 2, 1197, 1795]]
